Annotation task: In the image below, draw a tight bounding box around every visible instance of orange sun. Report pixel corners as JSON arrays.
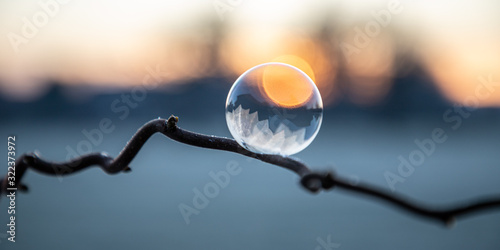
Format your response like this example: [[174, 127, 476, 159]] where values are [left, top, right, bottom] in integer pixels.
[[261, 63, 314, 108]]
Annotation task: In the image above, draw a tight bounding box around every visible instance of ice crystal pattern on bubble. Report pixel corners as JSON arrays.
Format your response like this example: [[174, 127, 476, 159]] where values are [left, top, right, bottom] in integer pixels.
[[225, 63, 323, 155]]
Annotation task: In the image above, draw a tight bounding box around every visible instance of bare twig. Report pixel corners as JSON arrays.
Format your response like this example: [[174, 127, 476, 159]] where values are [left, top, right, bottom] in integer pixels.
[[2, 116, 499, 226]]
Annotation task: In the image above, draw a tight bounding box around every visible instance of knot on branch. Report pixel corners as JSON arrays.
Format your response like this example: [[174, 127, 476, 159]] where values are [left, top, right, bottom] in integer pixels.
[[300, 172, 336, 193], [166, 115, 179, 130]]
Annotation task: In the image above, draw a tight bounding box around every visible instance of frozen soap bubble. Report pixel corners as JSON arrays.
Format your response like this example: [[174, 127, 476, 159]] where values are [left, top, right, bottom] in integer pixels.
[[225, 62, 323, 155]]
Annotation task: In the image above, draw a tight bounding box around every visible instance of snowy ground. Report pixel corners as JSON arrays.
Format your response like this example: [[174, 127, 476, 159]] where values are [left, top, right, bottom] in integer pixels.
[[1, 113, 499, 250]]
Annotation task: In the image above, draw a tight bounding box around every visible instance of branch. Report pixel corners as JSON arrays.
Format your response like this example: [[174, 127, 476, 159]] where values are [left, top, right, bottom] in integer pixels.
[[2, 116, 500, 226]]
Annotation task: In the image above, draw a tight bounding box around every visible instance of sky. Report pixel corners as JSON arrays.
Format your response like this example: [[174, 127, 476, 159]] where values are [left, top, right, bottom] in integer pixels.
[[0, 0, 499, 106]]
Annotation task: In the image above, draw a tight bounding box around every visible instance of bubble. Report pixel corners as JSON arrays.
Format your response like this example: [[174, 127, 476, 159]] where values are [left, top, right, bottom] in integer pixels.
[[225, 62, 323, 155]]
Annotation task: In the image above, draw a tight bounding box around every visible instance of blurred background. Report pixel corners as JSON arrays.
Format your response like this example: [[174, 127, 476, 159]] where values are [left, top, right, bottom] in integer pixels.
[[0, 0, 499, 249]]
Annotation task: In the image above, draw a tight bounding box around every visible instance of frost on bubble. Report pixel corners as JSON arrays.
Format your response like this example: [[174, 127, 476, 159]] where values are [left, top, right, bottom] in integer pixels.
[[226, 105, 310, 155]]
